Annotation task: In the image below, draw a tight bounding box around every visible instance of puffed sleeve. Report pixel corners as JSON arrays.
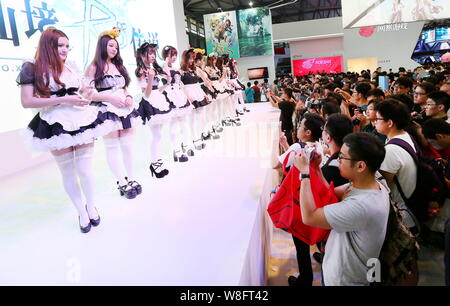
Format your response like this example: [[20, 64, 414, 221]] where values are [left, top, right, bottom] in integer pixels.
[[16, 62, 36, 85]]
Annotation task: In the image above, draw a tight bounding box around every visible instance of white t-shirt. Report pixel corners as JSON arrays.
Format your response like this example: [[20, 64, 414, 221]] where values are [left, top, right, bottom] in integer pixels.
[[323, 182, 390, 286], [380, 132, 417, 227]]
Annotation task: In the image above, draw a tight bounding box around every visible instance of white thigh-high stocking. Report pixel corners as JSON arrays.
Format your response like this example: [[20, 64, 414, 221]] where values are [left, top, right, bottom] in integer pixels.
[[206, 103, 215, 130], [53, 151, 90, 226], [104, 137, 127, 186], [74, 145, 98, 220], [212, 100, 219, 124], [232, 94, 238, 114], [180, 115, 191, 145], [190, 110, 198, 140], [199, 107, 207, 135], [219, 98, 226, 120], [150, 124, 163, 162], [170, 116, 182, 150], [118, 132, 135, 180], [227, 96, 235, 118], [238, 92, 245, 105]]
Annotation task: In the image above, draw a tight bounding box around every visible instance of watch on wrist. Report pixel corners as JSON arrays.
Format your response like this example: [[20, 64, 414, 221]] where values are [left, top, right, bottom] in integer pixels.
[[300, 174, 311, 180]]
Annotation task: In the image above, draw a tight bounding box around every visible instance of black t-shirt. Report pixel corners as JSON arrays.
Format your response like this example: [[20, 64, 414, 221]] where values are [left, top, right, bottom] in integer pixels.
[[361, 122, 387, 143], [322, 152, 349, 187], [278, 100, 296, 132]]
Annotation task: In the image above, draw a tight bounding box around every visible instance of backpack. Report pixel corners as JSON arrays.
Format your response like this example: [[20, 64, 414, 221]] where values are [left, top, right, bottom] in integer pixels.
[[388, 137, 446, 225], [346, 178, 419, 286], [376, 196, 420, 286]]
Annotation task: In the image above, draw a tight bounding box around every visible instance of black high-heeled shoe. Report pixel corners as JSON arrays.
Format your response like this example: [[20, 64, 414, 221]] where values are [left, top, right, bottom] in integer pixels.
[[86, 205, 101, 227], [79, 217, 92, 234], [118, 181, 137, 199], [214, 124, 224, 133], [244, 107, 250, 112], [201, 132, 211, 141], [126, 177, 142, 195], [222, 120, 231, 127], [182, 143, 195, 157], [230, 119, 241, 127], [149, 160, 169, 178], [211, 128, 220, 140], [236, 110, 244, 116], [193, 139, 206, 150], [174, 150, 188, 163]]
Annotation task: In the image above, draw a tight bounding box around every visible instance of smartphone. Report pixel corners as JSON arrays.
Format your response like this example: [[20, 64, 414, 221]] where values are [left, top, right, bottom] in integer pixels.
[[379, 76, 389, 91]]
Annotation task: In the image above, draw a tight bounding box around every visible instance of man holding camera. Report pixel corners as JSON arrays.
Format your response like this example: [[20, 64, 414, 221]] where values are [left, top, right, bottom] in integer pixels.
[[293, 133, 389, 286]]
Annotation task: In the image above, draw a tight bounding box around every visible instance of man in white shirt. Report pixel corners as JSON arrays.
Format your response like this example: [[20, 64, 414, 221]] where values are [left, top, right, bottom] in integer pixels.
[[294, 132, 390, 286], [375, 99, 418, 228]]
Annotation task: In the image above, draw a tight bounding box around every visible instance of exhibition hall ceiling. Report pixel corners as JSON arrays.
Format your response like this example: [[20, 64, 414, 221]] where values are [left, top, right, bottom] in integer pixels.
[[184, 0, 342, 24]]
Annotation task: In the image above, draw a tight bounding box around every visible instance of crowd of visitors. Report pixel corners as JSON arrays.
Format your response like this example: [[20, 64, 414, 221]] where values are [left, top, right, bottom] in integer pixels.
[[270, 63, 450, 286]]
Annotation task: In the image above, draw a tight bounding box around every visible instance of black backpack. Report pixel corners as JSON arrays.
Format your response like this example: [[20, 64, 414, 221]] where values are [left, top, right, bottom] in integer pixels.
[[388, 137, 446, 225], [376, 196, 420, 286]]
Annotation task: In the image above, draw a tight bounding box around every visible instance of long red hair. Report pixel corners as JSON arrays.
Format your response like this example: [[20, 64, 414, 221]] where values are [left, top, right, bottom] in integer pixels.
[[34, 29, 67, 97]]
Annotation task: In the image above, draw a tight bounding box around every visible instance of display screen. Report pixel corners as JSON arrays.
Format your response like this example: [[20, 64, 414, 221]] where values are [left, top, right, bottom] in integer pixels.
[[411, 22, 450, 64], [293, 56, 343, 76], [248, 67, 269, 80], [342, 0, 450, 29], [0, 0, 178, 134]]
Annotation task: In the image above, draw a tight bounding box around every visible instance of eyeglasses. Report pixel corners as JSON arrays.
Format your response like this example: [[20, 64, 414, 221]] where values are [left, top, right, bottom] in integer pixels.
[[414, 92, 426, 96], [338, 153, 359, 162], [374, 117, 387, 121], [425, 103, 437, 107]]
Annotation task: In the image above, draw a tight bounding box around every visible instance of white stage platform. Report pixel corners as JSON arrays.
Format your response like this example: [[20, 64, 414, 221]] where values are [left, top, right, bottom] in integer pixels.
[[0, 102, 280, 286]]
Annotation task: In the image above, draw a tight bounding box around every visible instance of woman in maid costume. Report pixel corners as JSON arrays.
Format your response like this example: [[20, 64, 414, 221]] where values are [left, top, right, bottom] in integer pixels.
[[218, 55, 241, 127], [194, 50, 220, 140], [180, 49, 210, 150], [228, 58, 249, 117], [17, 28, 116, 233], [85, 28, 142, 200], [162, 45, 195, 163], [135, 42, 174, 178], [205, 54, 227, 129]]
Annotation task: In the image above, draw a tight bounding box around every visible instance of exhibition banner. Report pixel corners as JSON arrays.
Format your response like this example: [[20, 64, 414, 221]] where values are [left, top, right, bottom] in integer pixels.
[[204, 11, 240, 58], [237, 7, 273, 57]]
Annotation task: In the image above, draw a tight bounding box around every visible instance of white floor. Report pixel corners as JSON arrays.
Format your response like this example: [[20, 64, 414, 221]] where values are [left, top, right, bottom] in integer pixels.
[[0, 102, 281, 286]]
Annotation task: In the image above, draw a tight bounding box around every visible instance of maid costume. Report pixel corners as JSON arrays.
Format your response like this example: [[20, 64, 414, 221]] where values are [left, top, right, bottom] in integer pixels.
[[91, 73, 141, 130], [181, 70, 209, 109], [163, 70, 193, 118], [137, 74, 175, 125]]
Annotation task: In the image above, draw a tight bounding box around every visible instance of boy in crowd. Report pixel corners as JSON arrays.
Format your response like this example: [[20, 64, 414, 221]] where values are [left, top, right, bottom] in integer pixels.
[[252, 81, 261, 102], [245, 82, 255, 103], [424, 91, 450, 122]]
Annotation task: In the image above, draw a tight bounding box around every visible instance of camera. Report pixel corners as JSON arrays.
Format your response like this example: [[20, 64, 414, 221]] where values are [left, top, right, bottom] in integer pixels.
[[411, 113, 424, 122], [356, 105, 368, 113]]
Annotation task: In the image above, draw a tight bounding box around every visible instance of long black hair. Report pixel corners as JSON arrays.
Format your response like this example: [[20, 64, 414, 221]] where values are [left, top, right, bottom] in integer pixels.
[[135, 42, 167, 78], [91, 35, 130, 88]]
